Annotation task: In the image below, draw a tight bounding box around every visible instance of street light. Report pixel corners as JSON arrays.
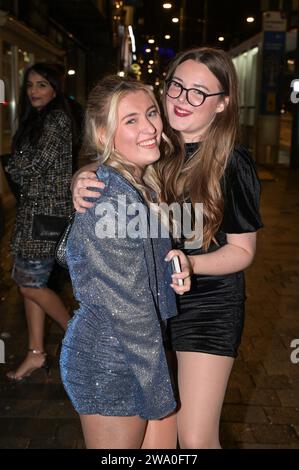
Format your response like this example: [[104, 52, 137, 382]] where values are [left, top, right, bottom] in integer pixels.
[[246, 17, 255, 23], [128, 25, 136, 53], [172, 17, 179, 23], [163, 3, 172, 9], [218, 36, 224, 42], [164, 34, 171, 39]]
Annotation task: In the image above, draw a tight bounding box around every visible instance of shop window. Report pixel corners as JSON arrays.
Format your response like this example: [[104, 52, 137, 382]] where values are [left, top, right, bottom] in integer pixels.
[[1, 41, 13, 154]]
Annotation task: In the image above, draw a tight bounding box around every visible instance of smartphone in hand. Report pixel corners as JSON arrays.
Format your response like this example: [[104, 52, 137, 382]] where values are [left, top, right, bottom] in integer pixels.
[[171, 255, 184, 286]]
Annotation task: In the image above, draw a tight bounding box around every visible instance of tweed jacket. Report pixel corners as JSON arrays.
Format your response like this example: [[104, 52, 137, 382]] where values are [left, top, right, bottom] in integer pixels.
[[6, 109, 73, 259]]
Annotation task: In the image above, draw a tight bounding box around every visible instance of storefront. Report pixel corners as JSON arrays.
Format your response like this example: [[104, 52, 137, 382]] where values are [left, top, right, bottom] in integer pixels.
[[231, 27, 298, 167]]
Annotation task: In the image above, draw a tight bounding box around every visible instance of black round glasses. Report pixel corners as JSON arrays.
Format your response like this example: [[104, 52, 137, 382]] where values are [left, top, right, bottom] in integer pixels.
[[166, 79, 225, 107]]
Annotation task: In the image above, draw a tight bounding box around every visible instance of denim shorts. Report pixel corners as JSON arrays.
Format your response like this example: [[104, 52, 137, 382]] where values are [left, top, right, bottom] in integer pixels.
[[12, 256, 55, 288]]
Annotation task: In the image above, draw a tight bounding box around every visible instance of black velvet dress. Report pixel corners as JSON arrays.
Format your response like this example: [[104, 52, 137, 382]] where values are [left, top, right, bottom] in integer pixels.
[[168, 143, 263, 357]]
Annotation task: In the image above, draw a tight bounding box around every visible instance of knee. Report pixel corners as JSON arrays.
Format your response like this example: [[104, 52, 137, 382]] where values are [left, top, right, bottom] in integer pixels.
[[19, 286, 41, 300], [179, 432, 220, 449]]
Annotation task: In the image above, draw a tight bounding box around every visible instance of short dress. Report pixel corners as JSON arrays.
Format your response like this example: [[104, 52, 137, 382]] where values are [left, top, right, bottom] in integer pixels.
[[168, 143, 263, 358], [60, 166, 177, 420]]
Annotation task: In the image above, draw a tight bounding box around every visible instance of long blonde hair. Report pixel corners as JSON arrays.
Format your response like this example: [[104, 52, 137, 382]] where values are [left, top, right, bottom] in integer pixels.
[[158, 47, 239, 249], [84, 75, 173, 204]]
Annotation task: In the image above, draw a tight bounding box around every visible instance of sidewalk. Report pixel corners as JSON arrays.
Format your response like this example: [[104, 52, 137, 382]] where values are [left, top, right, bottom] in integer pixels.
[[0, 167, 299, 449]]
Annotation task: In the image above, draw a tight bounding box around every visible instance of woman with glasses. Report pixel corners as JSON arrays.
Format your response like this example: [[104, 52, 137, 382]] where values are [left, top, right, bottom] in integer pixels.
[[71, 47, 263, 448]]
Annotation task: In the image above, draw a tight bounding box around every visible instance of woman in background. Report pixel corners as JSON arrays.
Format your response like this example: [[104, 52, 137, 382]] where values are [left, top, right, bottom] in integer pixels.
[[5, 63, 77, 381]]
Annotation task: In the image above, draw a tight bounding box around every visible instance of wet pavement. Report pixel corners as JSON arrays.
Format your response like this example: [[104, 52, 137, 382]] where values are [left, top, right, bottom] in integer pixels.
[[0, 166, 299, 449]]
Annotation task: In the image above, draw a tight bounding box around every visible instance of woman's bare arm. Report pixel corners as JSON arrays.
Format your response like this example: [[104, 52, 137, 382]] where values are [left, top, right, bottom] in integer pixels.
[[189, 232, 257, 276]]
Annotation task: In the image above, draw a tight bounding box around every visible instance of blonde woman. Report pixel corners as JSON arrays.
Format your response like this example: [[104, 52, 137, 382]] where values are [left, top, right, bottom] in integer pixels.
[[60, 76, 191, 449]]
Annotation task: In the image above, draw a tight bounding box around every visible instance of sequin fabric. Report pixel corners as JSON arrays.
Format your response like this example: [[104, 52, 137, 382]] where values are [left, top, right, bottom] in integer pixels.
[[60, 165, 177, 419]]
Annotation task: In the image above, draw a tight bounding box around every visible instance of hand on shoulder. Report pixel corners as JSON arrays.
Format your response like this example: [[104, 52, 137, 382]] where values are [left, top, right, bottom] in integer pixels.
[[72, 167, 105, 213]]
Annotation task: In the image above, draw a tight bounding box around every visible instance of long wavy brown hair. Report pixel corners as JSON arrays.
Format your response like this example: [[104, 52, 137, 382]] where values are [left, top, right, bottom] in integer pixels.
[[157, 47, 239, 249]]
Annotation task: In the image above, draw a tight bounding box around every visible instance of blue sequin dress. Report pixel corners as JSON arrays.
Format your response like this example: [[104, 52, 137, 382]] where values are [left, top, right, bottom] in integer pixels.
[[60, 165, 177, 419]]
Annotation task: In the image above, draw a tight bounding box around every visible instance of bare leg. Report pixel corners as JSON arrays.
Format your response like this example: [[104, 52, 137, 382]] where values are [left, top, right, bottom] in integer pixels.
[[25, 297, 46, 350], [176, 351, 234, 449], [141, 412, 177, 449], [7, 298, 46, 380], [80, 414, 147, 449], [20, 286, 70, 330], [141, 349, 178, 449], [7, 286, 70, 380]]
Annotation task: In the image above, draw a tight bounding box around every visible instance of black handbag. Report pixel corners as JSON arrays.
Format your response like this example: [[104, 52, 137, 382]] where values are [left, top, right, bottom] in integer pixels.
[[55, 213, 75, 269], [32, 214, 69, 242]]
